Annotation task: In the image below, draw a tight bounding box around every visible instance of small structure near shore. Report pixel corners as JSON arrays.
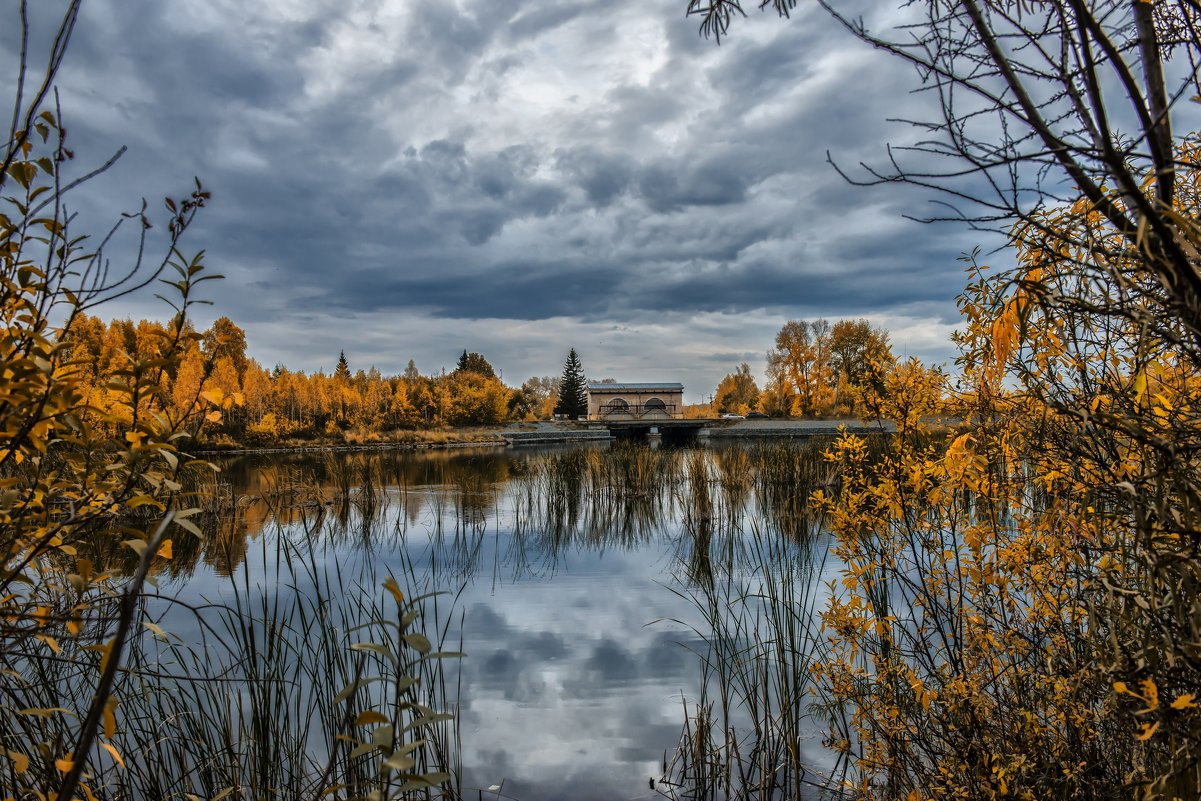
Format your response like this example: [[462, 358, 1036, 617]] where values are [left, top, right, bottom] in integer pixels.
[[587, 382, 684, 421]]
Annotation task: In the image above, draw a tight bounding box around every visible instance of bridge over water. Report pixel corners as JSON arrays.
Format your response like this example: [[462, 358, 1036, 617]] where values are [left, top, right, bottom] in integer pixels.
[[502, 419, 893, 447]]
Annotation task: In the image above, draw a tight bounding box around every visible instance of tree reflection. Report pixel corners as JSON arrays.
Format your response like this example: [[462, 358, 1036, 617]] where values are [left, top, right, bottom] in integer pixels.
[[89, 440, 849, 590]]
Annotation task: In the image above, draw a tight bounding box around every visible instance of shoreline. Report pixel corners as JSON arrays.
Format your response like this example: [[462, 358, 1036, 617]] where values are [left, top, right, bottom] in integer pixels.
[[189, 417, 902, 457], [190, 439, 508, 457]]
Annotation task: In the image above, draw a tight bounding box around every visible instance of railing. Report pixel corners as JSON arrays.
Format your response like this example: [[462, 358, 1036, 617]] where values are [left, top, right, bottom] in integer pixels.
[[596, 402, 679, 419]]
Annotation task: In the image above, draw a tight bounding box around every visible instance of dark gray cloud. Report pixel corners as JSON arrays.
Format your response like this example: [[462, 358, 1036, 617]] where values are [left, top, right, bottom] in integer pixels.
[[13, 0, 987, 391]]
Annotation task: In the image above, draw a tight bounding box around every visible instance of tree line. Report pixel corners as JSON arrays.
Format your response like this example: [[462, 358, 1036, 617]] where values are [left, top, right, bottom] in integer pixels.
[[64, 309, 903, 446], [713, 317, 899, 417], [63, 309, 903, 444], [59, 314, 573, 444]]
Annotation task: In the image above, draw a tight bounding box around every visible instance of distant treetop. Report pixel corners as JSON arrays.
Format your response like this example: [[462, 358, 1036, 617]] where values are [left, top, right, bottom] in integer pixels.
[[454, 350, 496, 379]]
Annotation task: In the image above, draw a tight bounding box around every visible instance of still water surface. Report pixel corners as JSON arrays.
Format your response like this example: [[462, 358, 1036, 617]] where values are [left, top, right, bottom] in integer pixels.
[[159, 440, 836, 801]]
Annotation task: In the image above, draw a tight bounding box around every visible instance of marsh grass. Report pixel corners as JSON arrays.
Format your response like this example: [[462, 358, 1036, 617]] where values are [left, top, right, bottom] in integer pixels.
[[656, 438, 865, 801], [2, 466, 464, 801], [125, 535, 461, 800], [5, 439, 883, 800], [658, 524, 840, 801], [506, 444, 682, 556]]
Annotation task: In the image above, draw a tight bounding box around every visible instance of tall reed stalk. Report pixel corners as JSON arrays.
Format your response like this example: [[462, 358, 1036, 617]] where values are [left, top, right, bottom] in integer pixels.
[[659, 522, 840, 800], [2, 468, 463, 801], [657, 439, 861, 800]]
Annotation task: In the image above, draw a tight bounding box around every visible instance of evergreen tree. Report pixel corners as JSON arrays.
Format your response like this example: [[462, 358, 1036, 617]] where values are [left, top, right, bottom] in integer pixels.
[[334, 350, 351, 383], [454, 350, 496, 378], [554, 348, 589, 419]]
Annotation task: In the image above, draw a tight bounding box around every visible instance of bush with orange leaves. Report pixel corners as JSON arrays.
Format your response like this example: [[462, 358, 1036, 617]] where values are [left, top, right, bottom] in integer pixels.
[[814, 140, 1201, 800]]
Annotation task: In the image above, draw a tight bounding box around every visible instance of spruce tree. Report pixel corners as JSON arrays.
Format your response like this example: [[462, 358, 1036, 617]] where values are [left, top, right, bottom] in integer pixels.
[[554, 348, 589, 419], [454, 350, 497, 378], [334, 350, 351, 382]]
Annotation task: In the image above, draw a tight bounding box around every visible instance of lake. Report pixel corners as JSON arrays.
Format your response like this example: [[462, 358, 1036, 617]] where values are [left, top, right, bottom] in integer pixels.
[[143, 439, 842, 801]]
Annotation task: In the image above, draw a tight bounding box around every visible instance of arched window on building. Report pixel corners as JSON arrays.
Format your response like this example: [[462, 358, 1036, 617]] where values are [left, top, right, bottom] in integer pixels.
[[603, 398, 630, 415], [644, 397, 667, 414]]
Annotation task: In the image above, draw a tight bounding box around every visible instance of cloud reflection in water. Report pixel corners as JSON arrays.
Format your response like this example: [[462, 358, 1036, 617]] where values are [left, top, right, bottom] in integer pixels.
[[155, 442, 834, 801]]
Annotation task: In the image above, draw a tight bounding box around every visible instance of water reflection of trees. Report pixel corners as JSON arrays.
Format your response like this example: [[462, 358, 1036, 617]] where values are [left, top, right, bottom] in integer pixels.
[[62, 439, 856, 800], [90, 441, 846, 587]]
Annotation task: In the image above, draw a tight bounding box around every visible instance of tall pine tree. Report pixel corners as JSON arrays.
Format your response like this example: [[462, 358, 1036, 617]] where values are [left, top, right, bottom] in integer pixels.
[[334, 350, 351, 382], [554, 348, 589, 419]]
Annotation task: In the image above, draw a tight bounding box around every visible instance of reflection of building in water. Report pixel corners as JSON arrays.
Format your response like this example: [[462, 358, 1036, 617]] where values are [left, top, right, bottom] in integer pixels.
[[587, 382, 684, 421]]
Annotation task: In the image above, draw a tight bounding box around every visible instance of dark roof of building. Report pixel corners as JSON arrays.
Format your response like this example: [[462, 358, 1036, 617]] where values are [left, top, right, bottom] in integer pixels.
[[587, 382, 684, 391]]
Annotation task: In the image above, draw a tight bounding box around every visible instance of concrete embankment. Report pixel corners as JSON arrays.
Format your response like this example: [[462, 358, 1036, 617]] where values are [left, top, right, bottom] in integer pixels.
[[704, 419, 894, 439], [500, 430, 614, 446], [502, 419, 895, 446]]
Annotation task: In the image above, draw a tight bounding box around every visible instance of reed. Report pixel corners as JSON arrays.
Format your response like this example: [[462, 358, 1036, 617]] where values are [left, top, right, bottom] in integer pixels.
[[5, 438, 889, 800], [654, 438, 867, 800], [1, 475, 463, 801], [658, 521, 840, 800]]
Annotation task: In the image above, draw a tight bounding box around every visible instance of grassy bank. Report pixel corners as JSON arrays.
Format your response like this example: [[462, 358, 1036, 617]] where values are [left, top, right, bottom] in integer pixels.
[[193, 427, 512, 454]]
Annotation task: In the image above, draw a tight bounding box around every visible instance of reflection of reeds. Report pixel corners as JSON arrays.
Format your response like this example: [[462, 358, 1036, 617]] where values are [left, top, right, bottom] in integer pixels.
[[749, 439, 838, 543], [178, 442, 854, 585], [3, 517, 463, 801], [659, 524, 840, 801]]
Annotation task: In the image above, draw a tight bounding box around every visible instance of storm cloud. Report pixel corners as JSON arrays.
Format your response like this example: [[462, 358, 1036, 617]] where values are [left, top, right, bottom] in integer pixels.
[[2, 0, 991, 396]]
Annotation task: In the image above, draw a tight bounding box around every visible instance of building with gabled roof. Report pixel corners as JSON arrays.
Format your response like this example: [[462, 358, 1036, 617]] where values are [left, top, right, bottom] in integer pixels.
[[586, 382, 684, 421]]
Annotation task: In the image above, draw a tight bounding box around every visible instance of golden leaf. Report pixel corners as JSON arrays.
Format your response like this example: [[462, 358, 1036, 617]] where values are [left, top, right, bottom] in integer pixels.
[[103, 697, 118, 739], [99, 742, 125, 768], [6, 750, 29, 774], [383, 576, 404, 606], [1170, 693, 1197, 710], [143, 621, 168, 639]]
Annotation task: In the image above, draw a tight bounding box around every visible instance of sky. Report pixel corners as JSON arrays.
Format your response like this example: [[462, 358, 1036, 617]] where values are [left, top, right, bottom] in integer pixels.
[[6, 0, 997, 401]]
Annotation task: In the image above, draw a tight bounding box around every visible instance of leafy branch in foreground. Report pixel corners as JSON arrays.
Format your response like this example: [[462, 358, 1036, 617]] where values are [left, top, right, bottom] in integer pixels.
[[812, 141, 1201, 801], [1, 3, 459, 798], [682, 1, 1201, 798], [2, 12, 218, 788]]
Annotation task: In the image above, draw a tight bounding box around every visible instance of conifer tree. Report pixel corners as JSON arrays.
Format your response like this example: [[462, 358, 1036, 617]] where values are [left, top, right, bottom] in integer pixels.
[[334, 350, 351, 382], [554, 348, 589, 419], [454, 350, 496, 378]]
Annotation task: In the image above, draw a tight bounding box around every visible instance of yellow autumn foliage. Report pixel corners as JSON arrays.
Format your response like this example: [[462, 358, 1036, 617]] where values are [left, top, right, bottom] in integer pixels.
[[815, 138, 1201, 800]]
